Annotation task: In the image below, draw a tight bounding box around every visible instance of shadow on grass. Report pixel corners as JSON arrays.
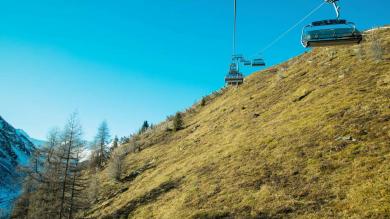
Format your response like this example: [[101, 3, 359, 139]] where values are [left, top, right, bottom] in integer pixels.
[[102, 177, 183, 219]]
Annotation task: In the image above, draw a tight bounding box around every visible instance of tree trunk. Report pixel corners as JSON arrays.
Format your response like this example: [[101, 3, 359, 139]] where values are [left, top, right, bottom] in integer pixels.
[[59, 132, 73, 219]]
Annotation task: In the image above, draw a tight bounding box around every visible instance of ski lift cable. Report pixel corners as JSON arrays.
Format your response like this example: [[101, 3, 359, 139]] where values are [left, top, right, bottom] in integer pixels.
[[233, 0, 237, 57], [249, 1, 326, 59], [260, 1, 326, 53]]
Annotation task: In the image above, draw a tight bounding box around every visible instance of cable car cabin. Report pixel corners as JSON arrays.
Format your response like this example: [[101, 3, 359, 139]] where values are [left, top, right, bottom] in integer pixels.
[[301, 19, 362, 48], [252, 58, 265, 67], [225, 63, 244, 86]]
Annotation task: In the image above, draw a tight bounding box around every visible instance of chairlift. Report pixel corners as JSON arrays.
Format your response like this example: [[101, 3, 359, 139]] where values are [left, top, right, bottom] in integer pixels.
[[225, 63, 244, 85], [233, 54, 244, 61], [301, 19, 362, 47], [242, 60, 252, 66], [301, 0, 362, 48], [225, 0, 244, 86], [252, 58, 266, 67]]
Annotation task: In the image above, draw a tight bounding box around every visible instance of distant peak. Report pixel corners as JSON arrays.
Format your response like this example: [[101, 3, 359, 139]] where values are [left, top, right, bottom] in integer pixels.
[[16, 129, 30, 138]]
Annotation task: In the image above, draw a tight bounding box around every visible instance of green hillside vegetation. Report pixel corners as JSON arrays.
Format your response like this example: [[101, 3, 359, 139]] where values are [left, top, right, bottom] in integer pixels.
[[81, 28, 390, 219]]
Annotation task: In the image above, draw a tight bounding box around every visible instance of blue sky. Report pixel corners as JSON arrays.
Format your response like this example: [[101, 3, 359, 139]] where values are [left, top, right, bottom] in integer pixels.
[[0, 0, 389, 141]]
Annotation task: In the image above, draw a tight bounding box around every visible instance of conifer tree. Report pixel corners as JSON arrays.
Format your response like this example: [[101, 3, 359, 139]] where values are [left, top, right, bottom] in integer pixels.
[[139, 120, 149, 134], [111, 135, 119, 152], [201, 97, 206, 106], [173, 112, 184, 131]]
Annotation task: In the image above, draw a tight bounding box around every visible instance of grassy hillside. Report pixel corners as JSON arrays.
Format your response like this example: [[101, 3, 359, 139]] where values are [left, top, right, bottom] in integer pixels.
[[82, 28, 390, 219]]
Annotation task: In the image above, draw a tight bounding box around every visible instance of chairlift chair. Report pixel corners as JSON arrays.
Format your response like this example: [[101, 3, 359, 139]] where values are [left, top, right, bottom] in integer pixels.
[[301, 0, 362, 48], [233, 54, 244, 62], [252, 58, 266, 67], [225, 63, 244, 86], [242, 60, 252, 66], [301, 19, 362, 47]]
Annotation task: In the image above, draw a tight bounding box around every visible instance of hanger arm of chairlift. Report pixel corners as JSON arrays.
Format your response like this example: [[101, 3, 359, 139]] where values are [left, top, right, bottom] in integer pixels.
[[326, 0, 341, 19]]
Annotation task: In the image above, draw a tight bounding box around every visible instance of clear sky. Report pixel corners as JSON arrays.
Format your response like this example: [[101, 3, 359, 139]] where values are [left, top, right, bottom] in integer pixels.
[[0, 0, 389, 141]]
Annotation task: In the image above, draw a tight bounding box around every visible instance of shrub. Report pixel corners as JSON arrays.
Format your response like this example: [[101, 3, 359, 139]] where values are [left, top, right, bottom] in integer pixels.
[[355, 44, 365, 60], [88, 174, 100, 203], [369, 29, 383, 61], [107, 146, 127, 181], [200, 97, 206, 106], [173, 112, 184, 132]]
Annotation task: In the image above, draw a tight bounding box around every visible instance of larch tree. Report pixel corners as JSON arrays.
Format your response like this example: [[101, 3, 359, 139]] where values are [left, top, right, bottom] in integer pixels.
[[40, 128, 63, 218], [12, 114, 87, 219], [12, 128, 62, 219], [58, 113, 85, 219], [92, 121, 110, 169]]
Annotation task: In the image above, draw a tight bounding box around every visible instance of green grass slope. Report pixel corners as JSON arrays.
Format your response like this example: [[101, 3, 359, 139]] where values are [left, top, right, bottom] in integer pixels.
[[83, 28, 390, 219]]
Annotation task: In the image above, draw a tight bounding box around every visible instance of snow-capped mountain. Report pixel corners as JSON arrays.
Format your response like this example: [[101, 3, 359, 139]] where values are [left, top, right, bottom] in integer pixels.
[[15, 129, 46, 148], [0, 116, 36, 217]]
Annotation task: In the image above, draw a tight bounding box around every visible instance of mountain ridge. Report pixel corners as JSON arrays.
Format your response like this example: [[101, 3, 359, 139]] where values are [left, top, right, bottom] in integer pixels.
[[0, 116, 35, 217], [15, 129, 46, 148]]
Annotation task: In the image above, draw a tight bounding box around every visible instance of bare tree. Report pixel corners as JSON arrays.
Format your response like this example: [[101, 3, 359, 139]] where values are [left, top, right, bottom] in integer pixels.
[[68, 149, 83, 219], [12, 114, 87, 219], [92, 121, 110, 169], [107, 146, 127, 181], [12, 128, 63, 219], [44, 128, 61, 163], [87, 174, 100, 203], [58, 113, 84, 219]]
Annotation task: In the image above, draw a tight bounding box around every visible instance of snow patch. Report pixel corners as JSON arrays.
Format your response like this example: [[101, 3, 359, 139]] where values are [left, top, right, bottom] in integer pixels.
[[80, 148, 92, 162]]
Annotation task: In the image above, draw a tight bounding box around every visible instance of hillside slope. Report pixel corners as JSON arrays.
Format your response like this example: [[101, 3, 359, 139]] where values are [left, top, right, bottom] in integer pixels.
[[84, 28, 390, 219], [0, 116, 35, 216]]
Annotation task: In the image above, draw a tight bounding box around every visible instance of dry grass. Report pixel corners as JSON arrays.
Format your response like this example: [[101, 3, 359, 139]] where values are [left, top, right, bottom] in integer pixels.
[[81, 28, 390, 219]]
